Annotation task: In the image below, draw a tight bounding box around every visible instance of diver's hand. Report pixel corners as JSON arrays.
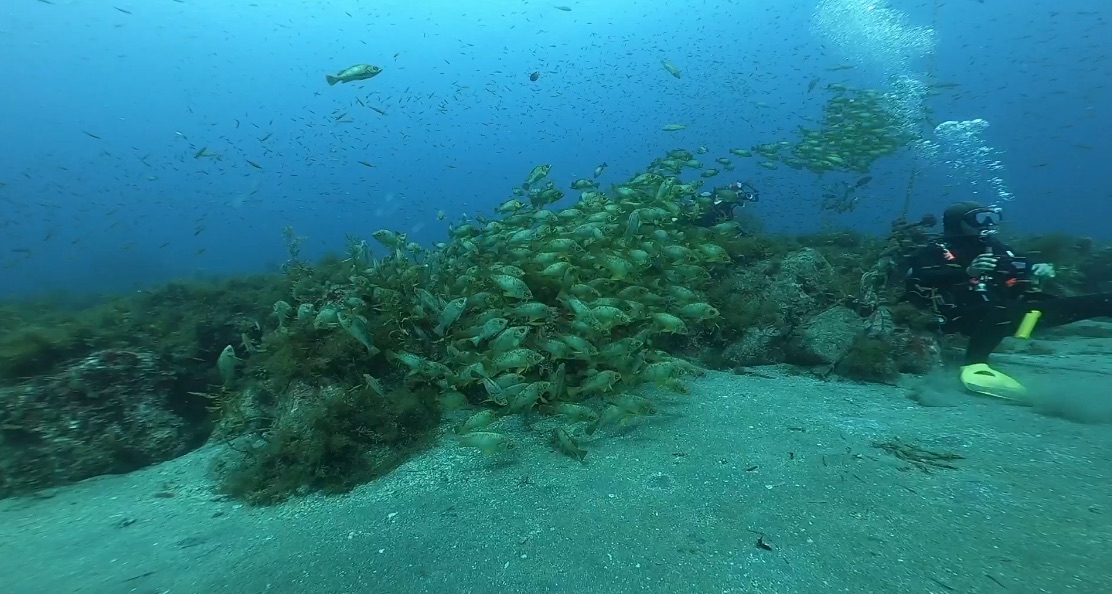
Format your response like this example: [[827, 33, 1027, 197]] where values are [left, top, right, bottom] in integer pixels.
[[966, 254, 998, 276], [1032, 263, 1056, 278]]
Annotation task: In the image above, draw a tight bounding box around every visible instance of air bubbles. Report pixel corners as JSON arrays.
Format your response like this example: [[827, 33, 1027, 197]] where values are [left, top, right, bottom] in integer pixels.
[[882, 75, 929, 139], [812, 0, 1015, 202], [812, 0, 937, 78], [812, 0, 937, 156], [932, 119, 1014, 202]]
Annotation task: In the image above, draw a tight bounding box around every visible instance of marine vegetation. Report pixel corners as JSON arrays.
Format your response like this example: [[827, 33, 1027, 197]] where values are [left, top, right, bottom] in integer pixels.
[[837, 336, 900, 383], [873, 438, 964, 474], [0, 275, 285, 387]]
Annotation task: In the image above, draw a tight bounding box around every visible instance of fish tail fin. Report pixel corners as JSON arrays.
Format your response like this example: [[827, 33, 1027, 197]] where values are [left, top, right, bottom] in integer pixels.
[[585, 416, 601, 436], [325, 75, 339, 86]]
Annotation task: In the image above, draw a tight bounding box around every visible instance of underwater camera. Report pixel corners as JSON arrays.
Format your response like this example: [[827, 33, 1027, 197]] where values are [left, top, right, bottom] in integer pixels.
[[993, 254, 1030, 278]]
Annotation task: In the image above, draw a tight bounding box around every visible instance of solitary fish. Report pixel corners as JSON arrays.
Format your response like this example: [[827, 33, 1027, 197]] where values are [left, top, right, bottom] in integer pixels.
[[325, 64, 383, 86], [662, 123, 686, 132], [661, 59, 682, 79]]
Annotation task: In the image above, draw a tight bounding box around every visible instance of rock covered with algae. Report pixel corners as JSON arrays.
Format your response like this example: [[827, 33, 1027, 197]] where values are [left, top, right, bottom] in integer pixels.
[[0, 349, 208, 497]]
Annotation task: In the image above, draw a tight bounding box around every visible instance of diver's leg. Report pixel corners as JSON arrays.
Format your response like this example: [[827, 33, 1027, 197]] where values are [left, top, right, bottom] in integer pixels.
[[964, 294, 1112, 362], [1031, 293, 1112, 329], [964, 325, 1010, 364], [957, 303, 1014, 365]]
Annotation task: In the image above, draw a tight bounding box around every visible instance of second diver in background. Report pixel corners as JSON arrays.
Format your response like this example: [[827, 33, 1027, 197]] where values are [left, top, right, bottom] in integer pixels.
[[693, 181, 760, 227]]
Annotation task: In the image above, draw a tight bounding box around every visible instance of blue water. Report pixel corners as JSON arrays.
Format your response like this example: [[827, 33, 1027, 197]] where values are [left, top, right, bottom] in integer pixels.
[[1, 0, 1108, 298]]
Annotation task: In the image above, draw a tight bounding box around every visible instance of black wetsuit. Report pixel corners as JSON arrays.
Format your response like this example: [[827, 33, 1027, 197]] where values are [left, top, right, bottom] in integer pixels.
[[694, 200, 736, 227], [905, 235, 1112, 364], [693, 184, 758, 227]]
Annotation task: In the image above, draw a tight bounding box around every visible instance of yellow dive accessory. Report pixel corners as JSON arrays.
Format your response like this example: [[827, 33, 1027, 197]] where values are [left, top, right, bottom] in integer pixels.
[[1014, 310, 1042, 339], [960, 364, 1028, 402]]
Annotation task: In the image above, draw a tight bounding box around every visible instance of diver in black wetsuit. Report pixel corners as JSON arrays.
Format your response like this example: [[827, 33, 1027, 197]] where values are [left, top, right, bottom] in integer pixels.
[[905, 201, 1112, 367], [693, 181, 759, 227]]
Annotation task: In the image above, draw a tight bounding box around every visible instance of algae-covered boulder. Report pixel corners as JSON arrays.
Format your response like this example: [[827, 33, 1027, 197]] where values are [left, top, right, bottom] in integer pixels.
[[788, 305, 864, 366], [0, 349, 209, 497], [764, 248, 837, 326], [721, 325, 786, 367], [713, 248, 865, 370], [714, 248, 831, 334], [891, 332, 943, 374], [837, 335, 901, 383], [776, 247, 832, 288], [211, 380, 440, 505]]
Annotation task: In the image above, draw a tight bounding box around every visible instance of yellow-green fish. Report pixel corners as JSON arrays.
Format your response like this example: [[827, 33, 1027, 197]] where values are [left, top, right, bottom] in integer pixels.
[[337, 312, 380, 356], [434, 297, 468, 336], [553, 427, 587, 462], [457, 431, 515, 456], [661, 59, 682, 79], [662, 123, 686, 132], [524, 164, 551, 187], [216, 344, 239, 386], [326, 64, 383, 86]]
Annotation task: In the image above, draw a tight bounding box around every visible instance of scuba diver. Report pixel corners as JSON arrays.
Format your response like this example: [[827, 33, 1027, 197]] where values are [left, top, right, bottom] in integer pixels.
[[693, 180, 759, 227], [905, 201, 1112, 400]]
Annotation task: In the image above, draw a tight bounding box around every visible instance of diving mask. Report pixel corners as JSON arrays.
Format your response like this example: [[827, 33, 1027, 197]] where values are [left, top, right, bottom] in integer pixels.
[[964, 206, 1003, 236]]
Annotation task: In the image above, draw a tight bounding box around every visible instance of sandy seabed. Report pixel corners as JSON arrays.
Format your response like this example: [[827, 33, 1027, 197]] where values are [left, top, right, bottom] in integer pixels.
[[2, 326, 1111, 594]]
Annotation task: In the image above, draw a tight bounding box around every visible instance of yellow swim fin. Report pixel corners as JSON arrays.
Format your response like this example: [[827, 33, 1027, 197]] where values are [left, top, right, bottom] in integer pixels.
[[960, 364, 1028, 402]]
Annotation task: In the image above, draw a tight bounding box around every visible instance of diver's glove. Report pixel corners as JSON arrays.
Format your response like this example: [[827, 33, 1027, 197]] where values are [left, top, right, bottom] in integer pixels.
[[966, 254, 998, 276], [1032, 263, 1056, 278], [1031, 262, 1056, 289]]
